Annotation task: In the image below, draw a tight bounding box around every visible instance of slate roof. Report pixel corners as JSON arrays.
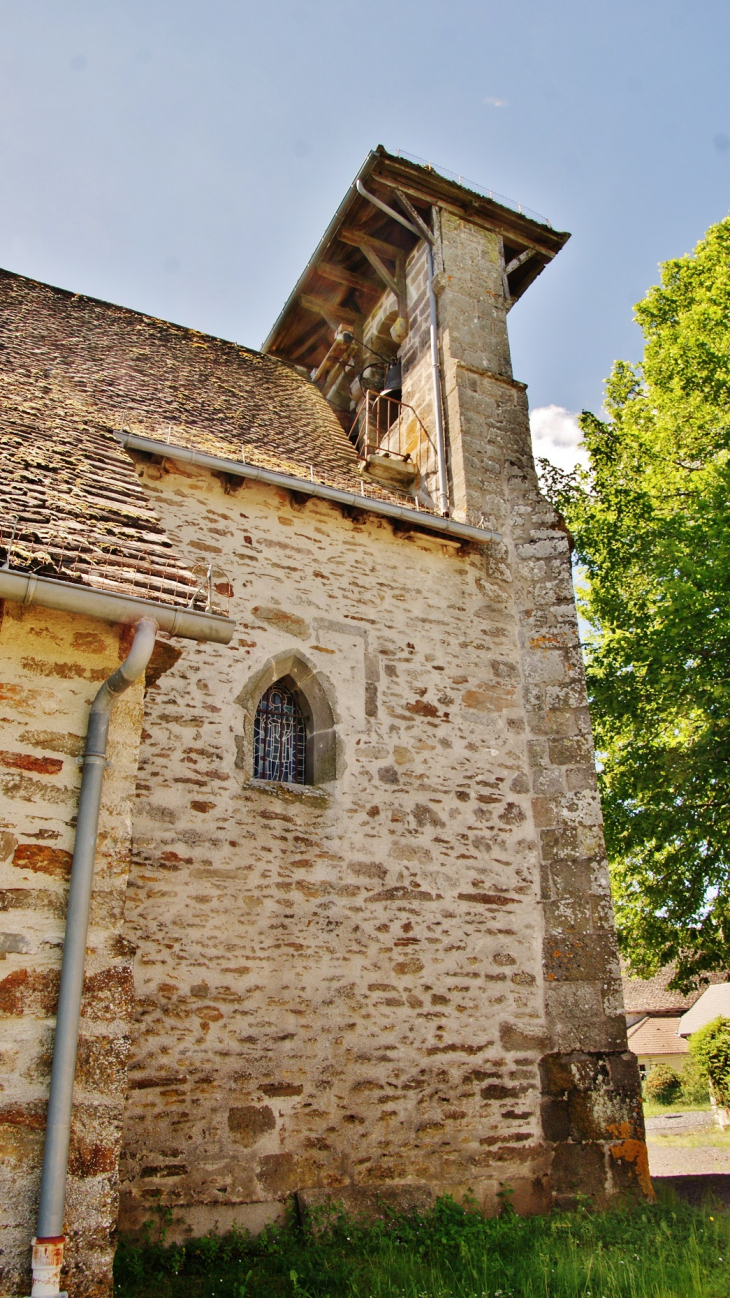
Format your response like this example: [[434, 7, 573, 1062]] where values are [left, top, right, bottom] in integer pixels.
[[621, 963, 730, 1016], [0, 267, 412, 606], [627, 1016, 688, 1057], [679, 984, 730, 1037]]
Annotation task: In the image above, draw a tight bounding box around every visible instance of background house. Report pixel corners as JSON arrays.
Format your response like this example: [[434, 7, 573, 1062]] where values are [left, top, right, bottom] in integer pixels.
[[622, 966, 729, 1083], [679, 984, 730, 1038], [626, 1017, 688, 1080]]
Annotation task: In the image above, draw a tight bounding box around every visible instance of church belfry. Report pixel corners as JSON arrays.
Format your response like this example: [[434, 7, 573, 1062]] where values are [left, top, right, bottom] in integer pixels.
[[263, 146, 568, 525]]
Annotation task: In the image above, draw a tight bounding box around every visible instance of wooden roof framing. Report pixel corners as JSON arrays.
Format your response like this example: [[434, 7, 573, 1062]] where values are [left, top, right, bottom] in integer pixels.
[[263, 146, 570, 372]]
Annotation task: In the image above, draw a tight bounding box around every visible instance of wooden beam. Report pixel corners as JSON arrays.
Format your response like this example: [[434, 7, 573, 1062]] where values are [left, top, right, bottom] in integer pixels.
[[300, 294, 361, 330], [339, 227, 408, 261], [393, 187, 433, 243], [504, 248, 536, 277], [338, 230, 408, 316], [356, 244, 401, 300], [316, 262, 379, 294]]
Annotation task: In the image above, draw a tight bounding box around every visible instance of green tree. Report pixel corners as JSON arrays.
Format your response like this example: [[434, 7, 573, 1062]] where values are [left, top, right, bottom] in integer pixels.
[[643, 1063, 682, 1105], [543, 216, 730, 990], [689, 1016, 730, 1107]]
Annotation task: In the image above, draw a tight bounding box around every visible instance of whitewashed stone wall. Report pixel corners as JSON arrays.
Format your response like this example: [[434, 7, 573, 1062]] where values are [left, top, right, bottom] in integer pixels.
[[0, 605, 145, 1297]]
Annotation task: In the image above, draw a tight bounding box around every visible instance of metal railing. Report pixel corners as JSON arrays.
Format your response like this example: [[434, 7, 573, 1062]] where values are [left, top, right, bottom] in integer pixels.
[[351, 391, 435, 477], [394, 149, 552, 228]]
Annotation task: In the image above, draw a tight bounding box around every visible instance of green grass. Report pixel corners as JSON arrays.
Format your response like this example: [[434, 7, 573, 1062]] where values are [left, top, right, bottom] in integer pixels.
[[642, 1099, 712, 1118], [648, 1126, 730, 1148], [114, 1192, 730, 1298]]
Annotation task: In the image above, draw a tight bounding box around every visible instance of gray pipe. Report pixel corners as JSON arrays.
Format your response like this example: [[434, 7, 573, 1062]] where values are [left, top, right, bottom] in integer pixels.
[[0, 570, 234, 643], [35, 618, 158, 1245], [355, 179, 449, 517], [425, 240, 449, 517]]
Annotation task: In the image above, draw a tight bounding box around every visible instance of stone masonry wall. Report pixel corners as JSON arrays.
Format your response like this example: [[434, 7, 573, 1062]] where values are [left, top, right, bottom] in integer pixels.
[[119, 457, 557, 1238], [119, 340, 648, 1243], [433, 211, 650, 1202], [0, 604, 146, 1297]]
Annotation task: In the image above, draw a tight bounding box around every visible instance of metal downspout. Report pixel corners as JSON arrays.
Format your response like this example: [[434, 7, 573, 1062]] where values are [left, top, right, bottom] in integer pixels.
[[30, 617, 158, 1298], [424, 239, 449, 518], [355, 179, 449, 517]]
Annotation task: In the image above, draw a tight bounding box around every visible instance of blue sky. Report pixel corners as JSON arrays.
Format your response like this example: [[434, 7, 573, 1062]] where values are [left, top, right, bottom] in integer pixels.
[[1, 0, 729, 463]]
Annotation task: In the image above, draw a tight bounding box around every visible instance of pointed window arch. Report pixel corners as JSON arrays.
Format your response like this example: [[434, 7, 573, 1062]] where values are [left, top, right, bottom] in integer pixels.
[[253, 681, 306, 784], [236, 651, 340, 787]]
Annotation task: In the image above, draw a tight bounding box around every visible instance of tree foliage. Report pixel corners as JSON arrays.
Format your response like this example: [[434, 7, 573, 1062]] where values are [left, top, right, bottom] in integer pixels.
[[643, 1063, 682, 1105], [544, 217, 730, 989], [689, 1016, 730, 1108]]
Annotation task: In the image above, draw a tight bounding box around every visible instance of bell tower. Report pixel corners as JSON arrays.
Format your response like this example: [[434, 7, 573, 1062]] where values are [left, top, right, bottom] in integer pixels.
[[264, 148, 648, 1208]]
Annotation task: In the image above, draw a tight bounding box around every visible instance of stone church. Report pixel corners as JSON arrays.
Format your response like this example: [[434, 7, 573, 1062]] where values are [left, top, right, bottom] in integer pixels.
[[0, 148, 649, 1297]]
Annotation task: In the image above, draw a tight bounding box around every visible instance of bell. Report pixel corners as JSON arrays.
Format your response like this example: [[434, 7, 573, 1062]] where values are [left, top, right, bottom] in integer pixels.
[[382, 361, 402, 401]]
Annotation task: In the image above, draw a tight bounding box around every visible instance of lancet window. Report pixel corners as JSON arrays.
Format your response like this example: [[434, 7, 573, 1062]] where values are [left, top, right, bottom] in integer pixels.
[[253, 682, 307, 784]]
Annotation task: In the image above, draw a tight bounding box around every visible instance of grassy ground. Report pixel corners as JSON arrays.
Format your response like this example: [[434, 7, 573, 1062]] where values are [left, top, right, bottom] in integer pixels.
[[114, 1193, 730, 1298], [642, 1099, 712, 1118], [648, 1126, 730, 1148]]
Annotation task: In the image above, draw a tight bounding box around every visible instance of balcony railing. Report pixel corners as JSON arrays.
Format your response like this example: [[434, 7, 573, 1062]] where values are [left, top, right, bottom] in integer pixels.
[[351, 391, 435, 482]]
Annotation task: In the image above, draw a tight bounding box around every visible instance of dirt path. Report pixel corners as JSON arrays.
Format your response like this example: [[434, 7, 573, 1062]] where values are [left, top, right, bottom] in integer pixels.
[[645, 1108, 730, 1177], [645, 1110, 714, 1136], [648, 1143, 730, 1177]]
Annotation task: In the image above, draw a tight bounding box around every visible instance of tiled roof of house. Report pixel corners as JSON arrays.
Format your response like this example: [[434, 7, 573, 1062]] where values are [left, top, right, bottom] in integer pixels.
[[679, 983, 730, 1037], [0, 267, 416, 606], [621, 963, 729, 1015], [626, 1016, 688, 1057], [1, 265, 410, 495]]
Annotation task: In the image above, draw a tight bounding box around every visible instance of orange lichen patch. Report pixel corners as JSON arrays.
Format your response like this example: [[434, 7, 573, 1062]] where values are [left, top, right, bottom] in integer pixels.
[[406, 699, 439, 717], [0, 967, 60, 1016], [68, 1139, 118, 1177], [609, 1137, 655, 1200], [529, 634, 565, 650]]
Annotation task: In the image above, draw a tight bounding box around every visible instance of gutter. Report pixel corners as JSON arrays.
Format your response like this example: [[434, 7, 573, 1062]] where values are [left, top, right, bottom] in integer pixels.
[[0, 571, 235, 643], [1, 585, 234, 1295], [116, 432, 500, 547]]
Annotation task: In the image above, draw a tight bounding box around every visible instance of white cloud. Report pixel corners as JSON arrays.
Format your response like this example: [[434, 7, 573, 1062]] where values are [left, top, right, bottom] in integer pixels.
[[483, 96, 508, 107], [529, 405, 588, 474]]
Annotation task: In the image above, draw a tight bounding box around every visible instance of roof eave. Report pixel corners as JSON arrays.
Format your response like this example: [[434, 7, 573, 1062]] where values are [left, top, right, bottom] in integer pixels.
[[262, 146, 570, 358], [262, 148, 380, 355]]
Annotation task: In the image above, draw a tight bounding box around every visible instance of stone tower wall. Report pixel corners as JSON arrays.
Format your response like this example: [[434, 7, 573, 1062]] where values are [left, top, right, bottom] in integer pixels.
[[431, 210, 649, 1201]]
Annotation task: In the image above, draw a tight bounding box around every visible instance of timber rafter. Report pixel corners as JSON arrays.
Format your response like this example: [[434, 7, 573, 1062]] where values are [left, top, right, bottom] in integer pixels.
[[263, 146, 569, 371]]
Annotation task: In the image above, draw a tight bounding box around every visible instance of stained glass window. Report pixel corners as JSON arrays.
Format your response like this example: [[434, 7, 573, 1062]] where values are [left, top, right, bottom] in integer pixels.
[[253, 682, 306, 784]]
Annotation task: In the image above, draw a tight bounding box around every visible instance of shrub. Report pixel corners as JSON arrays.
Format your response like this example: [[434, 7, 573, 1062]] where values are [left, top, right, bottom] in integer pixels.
[[680, 1055, 710, 1105], [689, 1015, 730, 1106], [644, 1063, 682, 1104]]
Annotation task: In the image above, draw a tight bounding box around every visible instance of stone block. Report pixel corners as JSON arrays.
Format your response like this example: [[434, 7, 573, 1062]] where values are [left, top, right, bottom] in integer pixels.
[[297, 1182, 436, 1227], [550, 1141, 607, 1199], [543, 932, 617, 983]]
